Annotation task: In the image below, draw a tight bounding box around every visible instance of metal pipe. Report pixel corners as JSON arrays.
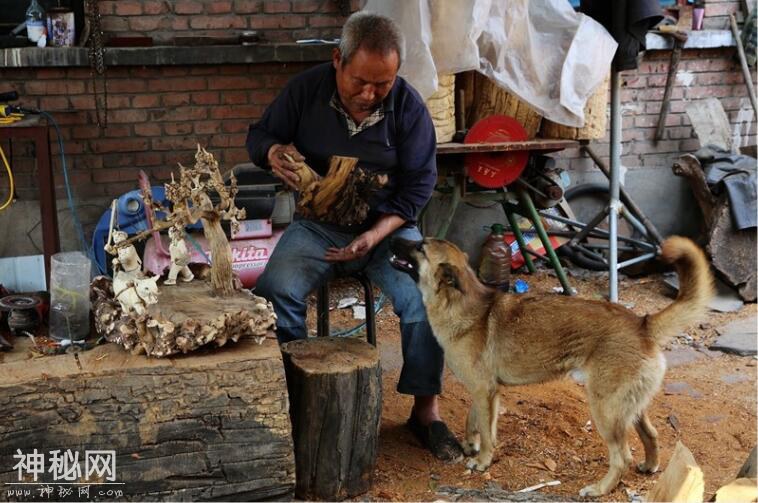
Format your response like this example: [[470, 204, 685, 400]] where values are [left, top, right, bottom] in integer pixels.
[[538, 212, 657, 250], [582, 145, 664, 245], [729, 13, 758, 119], [617, 252, 657, 269], [609, 69, 622, 302]]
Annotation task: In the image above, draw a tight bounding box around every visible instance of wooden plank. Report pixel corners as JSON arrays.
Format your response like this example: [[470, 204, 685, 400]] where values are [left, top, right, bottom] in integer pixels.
[[436, 139, 578, 155], [686, 98, 733, 152]]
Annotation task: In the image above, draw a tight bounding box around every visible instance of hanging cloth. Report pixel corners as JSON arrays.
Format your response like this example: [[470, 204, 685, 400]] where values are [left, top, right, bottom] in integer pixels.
[[580, 0, 663, 71]]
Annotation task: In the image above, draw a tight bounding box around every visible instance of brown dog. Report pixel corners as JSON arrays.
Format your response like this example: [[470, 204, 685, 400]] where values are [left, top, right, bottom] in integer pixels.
[[389, 236, 712, 497]]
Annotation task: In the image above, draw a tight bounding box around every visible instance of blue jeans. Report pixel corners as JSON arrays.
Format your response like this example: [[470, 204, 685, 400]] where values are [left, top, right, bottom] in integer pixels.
[[255, 220, 444, 396]]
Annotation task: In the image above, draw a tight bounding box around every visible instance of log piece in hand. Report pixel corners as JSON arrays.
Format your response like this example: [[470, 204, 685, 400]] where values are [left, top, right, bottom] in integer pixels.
[[281, 337, 382, 500], [287, 154, 388, 226]]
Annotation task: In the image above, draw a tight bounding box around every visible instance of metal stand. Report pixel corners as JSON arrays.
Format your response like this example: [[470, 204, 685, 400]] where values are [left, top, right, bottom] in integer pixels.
[[609, 69, 622, 302], [433, 184, 573, 295], [0, 119, 60, 286]]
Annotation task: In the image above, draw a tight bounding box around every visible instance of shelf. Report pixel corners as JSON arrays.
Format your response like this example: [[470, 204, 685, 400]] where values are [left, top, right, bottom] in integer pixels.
[[645, 30, 736, 50], [0, 43, 334, 68], [436, 139, 579, 155]]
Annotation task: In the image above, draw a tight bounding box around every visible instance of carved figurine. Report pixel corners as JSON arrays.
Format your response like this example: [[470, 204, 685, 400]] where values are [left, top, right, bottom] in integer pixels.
[[165, 225, 194, 285], [112, 272, 159, 316], [106, 230, 142, 276]]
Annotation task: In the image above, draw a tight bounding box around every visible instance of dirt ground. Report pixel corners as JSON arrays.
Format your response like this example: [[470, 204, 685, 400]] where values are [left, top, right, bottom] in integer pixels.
[[311, 269, 757, 502]]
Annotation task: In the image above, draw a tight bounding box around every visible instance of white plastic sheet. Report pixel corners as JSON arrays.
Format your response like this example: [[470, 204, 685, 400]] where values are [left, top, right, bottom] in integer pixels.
[[363, 0, 618, 127]]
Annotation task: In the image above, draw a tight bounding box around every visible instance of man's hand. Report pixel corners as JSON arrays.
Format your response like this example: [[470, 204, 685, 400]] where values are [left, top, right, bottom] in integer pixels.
[[267, 143, 305, 191], [325, 230, 380, 262]]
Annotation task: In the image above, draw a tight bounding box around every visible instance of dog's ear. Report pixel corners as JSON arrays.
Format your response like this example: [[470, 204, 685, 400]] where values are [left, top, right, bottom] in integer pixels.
[[436, 262, 462, 292]]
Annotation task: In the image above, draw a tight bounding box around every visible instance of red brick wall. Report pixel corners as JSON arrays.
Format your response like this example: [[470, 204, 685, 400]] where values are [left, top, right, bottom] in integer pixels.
[[0, 1, 755, 203], [98, 0, 359, 43], [560, 47, 757, 171], [2, 63, 309, 199]]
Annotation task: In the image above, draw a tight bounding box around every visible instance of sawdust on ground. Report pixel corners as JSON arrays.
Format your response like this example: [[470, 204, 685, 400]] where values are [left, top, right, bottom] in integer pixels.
[[309, 268, 757, 502]]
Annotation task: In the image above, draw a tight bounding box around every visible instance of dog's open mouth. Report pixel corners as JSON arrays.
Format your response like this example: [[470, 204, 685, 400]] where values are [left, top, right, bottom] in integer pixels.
[[389, 237, 422, 282], [389, 255, 414, 273]]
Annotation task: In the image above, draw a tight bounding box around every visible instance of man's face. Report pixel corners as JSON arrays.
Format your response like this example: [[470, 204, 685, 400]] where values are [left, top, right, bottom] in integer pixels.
[[333, 47, 399, 117]]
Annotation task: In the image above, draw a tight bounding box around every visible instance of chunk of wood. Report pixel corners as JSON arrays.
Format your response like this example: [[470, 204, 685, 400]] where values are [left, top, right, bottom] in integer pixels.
[[707, 203, 757, 302], [0, 338, 295, 500], [461, 71, 542, 138], [671, 155, 757, 302], [282, 337, 382, 500], [645, 441, 704, 503], [714, 478, 758, 502], [290, 155, 387, 226]]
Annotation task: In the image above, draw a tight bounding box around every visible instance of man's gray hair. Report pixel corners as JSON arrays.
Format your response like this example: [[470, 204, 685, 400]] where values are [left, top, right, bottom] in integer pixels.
[[338, 11, 405, 68]]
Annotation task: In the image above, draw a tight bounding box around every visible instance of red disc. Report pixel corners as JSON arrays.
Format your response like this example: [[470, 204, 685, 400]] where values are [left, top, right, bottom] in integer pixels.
[[464, 115, 529, 188]]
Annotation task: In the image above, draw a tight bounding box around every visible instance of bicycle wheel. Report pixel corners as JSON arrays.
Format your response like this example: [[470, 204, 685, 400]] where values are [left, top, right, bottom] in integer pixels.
[[558, 183, 650, 271]]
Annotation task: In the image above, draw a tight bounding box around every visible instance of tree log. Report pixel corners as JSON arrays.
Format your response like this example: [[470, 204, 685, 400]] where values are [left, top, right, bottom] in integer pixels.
[[0, 339, 295, 501], [281, 337, 382, 501]]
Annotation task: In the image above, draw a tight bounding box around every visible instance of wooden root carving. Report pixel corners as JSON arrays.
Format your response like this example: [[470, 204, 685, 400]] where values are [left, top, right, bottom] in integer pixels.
[[288, 154, 388, 226], [91, 277, 277, 357]]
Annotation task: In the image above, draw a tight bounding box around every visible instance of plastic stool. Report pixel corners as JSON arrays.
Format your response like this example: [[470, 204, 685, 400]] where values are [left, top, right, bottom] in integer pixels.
[[316, 273, 377, 346]]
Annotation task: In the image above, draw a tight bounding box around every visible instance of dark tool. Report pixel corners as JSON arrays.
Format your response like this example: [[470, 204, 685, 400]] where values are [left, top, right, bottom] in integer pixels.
[[0, 91, 19, 102], [655, 30, 688, 141], [0, 294, 41, 350], [0, 295, 40, 333]]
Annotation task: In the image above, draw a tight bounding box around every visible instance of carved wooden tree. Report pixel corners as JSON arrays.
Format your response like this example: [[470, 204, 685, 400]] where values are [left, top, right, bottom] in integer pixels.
[[164, 145, 246, 297], [94, 145, 276, 358]]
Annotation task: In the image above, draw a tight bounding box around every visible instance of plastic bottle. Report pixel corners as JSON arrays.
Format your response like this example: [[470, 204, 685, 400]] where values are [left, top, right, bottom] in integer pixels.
[[26, 0, 46, 44], [478, 223, 511, 292]]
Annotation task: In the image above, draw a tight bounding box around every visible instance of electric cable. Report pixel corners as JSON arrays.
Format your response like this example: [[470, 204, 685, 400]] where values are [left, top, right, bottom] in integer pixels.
[[0, 143, 14, 211], [39, 110, 90, 255]]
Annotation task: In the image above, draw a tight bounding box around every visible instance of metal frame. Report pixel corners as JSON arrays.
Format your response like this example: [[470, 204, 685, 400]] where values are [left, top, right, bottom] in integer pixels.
[[0, 121, 60, 285]]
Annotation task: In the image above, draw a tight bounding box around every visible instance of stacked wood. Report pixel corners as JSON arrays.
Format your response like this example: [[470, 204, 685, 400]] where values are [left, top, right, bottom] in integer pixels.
[[288, 154, 387, 226], [541, 73, 610, 140], [92, 277, 277, 358], [0, 337, 295, 500], [460, 71, 542, 138], [282, 337, 382, 500], [425, 74, 456, 143]]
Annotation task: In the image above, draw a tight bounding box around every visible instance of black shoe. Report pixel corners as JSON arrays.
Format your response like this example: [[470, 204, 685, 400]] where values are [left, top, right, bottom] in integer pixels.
[[406, 413, 464, 462]]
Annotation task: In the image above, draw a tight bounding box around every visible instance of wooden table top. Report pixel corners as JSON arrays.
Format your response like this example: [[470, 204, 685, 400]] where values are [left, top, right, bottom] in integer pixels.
[[436, 139, 579, 154]]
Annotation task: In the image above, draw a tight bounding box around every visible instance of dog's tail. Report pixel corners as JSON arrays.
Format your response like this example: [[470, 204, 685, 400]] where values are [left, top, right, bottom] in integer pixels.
[[646, 236, 713, 344]]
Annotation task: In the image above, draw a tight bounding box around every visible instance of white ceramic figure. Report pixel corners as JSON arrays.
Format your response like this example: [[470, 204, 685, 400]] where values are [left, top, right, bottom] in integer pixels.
[[106, 230, 142, 275], [113, 271, 160, 316], [164, 225, 194, 286]]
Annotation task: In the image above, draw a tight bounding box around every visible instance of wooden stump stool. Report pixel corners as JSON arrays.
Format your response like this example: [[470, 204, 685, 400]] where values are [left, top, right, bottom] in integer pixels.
[[281, 336, 382, 501], [0, 338, 295, 501]]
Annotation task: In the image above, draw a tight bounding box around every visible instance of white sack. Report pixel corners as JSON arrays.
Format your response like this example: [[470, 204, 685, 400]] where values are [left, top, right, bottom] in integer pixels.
[[363, 0, 618, 127]]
